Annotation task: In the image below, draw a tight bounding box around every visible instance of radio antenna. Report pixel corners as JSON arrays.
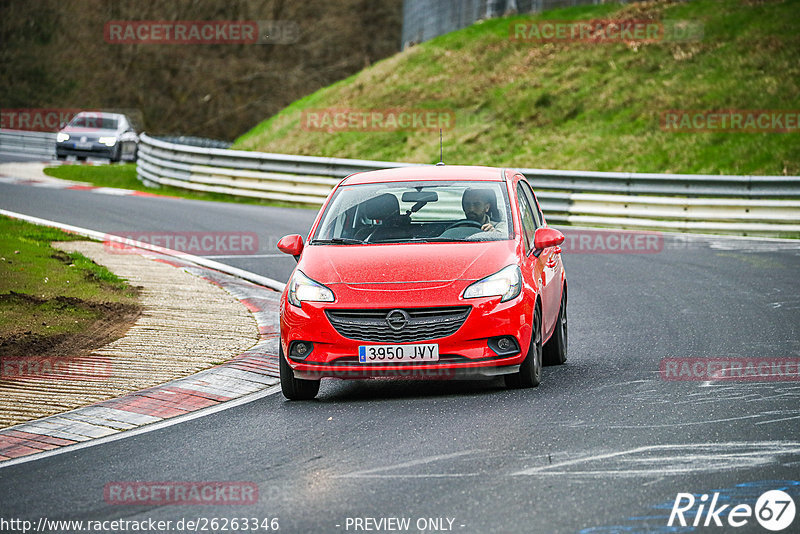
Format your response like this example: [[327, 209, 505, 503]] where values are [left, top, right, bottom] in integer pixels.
[[436, 128, 444, 166]]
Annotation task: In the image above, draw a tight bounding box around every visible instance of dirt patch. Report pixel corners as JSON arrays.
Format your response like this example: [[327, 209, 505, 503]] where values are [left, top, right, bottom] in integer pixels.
[[0, 292, 142, 359]]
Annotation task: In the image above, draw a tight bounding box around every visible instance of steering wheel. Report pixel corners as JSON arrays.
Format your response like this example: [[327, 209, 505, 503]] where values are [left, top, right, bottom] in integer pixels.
[[444, 220, 483, 230]]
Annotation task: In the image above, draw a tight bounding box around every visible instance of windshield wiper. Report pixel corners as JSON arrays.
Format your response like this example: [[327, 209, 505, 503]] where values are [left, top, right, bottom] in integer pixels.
[[403, 237, 474, 243], [309, 238, 365, 245]]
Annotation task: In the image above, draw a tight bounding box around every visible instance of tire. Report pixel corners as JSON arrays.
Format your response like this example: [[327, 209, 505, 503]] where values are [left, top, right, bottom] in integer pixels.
[[543, 286, 567, 366], [279, 345, 320, 400], [505, 304, 542, 389], [111, 145, 122, 163]]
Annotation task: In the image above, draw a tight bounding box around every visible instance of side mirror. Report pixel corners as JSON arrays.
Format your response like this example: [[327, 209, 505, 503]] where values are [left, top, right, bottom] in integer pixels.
[[533, 227, 565, 250], [277, 234, 304, 261]]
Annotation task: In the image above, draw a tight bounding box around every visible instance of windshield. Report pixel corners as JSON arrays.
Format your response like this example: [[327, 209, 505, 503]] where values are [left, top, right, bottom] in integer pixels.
[[69, 116, 118, 130], [312, 180, 512, 244]]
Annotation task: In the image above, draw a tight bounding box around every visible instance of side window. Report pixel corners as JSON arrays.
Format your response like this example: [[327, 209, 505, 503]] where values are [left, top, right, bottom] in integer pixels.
[[517, 179, 542, 228], [516, 183, 537, 254]]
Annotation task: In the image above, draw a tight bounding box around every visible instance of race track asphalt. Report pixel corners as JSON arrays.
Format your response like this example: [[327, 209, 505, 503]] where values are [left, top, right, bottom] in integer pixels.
[[1, 180, 798, 534]]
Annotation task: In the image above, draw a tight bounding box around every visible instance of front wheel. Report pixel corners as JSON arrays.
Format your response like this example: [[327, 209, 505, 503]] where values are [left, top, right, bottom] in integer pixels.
[[543, 286, 567, 366], [279, 346, 320, 400], [505, 305, 542, 388]]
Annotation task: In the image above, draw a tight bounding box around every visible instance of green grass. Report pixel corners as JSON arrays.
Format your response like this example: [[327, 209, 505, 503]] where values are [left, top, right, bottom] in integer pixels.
[[42, 164, 141, 190], [232, 0, 800, 176], [0, 215, 139, 341], [42, 164, 316, 209]]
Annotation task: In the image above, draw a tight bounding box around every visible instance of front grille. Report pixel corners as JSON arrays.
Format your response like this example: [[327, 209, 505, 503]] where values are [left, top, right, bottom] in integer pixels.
[[327, 354, 468, 366], [326, 354, 501, 367], [325, 306, 471, 343]]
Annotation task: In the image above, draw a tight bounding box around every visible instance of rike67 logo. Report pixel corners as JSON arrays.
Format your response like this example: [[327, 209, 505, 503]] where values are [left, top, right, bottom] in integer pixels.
[[669, 490, 795, 531]]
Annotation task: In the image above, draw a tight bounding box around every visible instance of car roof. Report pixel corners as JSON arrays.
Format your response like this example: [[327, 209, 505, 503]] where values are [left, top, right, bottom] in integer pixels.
[[341, 165, 507, 185], [73, 111, 126, 120]]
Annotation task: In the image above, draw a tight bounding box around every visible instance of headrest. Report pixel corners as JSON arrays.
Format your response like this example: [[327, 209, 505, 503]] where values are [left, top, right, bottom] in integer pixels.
[[363, 193, 400, 220]]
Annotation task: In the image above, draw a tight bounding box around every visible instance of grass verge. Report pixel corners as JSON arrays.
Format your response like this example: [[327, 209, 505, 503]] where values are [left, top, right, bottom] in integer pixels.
[[233, 0, 799, 176], [0, 215, 142, 358]]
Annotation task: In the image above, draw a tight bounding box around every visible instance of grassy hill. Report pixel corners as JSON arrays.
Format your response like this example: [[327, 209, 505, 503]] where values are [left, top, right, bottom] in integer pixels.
[[233, 0, 800, 176]]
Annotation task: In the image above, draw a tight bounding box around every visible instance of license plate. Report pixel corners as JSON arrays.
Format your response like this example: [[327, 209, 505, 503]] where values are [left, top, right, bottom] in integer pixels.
[[75, 142, 92, 149], [358, 344, 439, 363]]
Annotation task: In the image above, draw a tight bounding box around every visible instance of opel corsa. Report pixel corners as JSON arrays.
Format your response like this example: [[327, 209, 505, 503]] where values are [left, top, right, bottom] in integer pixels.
[[277, 165, 567, 400]]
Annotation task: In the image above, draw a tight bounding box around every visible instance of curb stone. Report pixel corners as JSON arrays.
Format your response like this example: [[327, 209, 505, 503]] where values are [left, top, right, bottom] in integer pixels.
[[0, 247, 282, 462]]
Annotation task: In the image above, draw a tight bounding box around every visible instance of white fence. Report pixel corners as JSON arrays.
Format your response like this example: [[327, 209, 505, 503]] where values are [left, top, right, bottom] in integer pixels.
[[2, 130, 796, 235], [0, 130, 56, 160], [136, 134, 800, 236]]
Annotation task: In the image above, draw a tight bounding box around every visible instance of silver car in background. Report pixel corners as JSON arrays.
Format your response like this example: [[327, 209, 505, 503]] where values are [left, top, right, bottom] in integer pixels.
[[56, 111, 138, 162]]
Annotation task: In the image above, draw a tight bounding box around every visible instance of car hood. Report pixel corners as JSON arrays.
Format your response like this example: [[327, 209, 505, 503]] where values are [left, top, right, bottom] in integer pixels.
[[300, 240, 518, 286], [60, 126, 119, 135]]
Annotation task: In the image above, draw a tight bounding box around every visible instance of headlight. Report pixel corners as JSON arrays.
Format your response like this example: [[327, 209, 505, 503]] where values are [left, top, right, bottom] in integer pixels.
[[463, 265, 521, 302], [98, 137, 117, 146], [56, 133, 69, 142], [287, 270, 334, 307]]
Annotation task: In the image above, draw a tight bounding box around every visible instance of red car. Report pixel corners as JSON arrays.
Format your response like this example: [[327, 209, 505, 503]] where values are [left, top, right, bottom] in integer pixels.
[[276, 165, 567, 400]]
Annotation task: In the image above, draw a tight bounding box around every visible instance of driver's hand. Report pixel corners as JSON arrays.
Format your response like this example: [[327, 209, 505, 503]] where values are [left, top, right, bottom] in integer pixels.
[[481, 222, 496, 232]]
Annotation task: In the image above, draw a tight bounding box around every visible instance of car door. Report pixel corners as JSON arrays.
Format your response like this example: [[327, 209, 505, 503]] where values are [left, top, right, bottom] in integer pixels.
[[517, 177, 562, 339], [511, 177, 545, 338]]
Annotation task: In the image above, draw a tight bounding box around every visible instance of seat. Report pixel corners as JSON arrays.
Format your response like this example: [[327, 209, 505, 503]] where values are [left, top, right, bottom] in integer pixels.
[[355, 193, 409, 242]]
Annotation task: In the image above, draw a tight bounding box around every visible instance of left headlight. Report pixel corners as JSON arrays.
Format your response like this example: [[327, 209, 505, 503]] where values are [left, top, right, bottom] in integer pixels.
[[98, 137, 117, 146], [287, 270, 335, 308], [463, 265, 522, 302], [56, 133, 70, 142]]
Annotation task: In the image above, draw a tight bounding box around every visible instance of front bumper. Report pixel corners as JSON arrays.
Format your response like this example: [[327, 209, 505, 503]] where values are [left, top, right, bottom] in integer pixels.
[[56, 141, 116, 159], [280, 292, 533, 380]]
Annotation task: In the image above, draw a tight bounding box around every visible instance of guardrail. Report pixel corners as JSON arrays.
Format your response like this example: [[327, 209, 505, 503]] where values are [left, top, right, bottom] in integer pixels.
[[0, 129, 56, 160], [136, 134, 800, 236]]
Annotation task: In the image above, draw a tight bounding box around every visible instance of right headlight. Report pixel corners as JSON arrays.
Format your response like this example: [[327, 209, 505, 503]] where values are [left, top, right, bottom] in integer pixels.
[[462, 265, 522, 302], [287, 270, 335, 308], [56, 133, 70, 142]]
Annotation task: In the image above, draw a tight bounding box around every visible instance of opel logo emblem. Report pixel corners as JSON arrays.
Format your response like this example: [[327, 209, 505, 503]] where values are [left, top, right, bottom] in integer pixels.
[[385, 309, 409, 331]]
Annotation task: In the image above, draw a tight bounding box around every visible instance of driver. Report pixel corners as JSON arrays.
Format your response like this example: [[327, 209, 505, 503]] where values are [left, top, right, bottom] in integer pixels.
[[461, 188, 503, 232]]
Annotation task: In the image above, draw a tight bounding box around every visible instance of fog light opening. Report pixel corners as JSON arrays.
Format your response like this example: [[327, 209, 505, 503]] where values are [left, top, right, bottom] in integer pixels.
[[289, 341, 314, 360], [488, 336, 520, 357]]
